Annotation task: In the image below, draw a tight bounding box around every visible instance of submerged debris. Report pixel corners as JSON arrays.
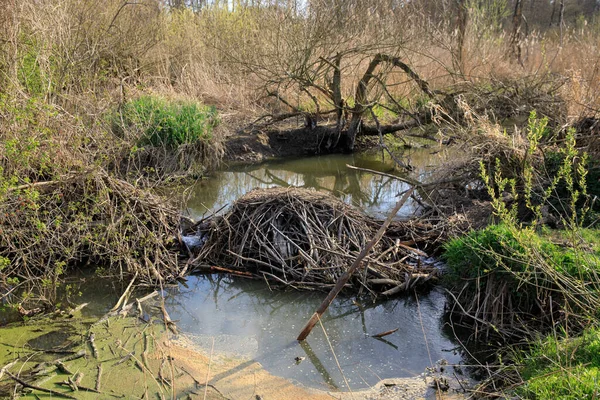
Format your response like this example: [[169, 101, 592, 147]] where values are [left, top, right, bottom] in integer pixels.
[[189, 187, 443, 295]]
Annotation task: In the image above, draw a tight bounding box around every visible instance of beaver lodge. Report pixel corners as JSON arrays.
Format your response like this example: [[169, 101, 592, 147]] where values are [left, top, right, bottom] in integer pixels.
[[186, 187, 444, 296]]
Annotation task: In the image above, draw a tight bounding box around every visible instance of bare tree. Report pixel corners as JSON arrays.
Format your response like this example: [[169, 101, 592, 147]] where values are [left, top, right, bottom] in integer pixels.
[[559, 0, 565, 46], [454, 0, 469, 75], [509, 0, 525, 65], [206, 1, 439, 151]]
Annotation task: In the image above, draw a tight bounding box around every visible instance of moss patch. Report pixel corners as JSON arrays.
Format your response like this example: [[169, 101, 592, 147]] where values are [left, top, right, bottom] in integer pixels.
[[0, 313, 178, 399]]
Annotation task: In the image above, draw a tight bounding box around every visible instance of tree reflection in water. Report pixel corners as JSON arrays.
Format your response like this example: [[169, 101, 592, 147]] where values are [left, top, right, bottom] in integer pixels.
[[185, 149, 454, 221]]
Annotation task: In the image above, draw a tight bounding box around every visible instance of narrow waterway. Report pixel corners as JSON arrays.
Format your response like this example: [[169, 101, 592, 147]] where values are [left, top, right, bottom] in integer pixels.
[[0, 146, 472, 394], [173, 146, 469, 390], [185, 147, 452, 220]]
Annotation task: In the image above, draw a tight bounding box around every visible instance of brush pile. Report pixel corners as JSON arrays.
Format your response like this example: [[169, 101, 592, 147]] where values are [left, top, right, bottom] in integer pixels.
[[191, 187, 442, 295], [0, 168, 183, 308]]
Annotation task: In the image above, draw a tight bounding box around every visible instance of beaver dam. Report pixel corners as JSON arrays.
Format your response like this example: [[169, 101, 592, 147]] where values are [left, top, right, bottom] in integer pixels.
[[173, 152, 472, 391], [184, 152, 451, 296]]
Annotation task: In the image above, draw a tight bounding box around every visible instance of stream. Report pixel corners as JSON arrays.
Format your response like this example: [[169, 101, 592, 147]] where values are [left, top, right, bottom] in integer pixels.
[[165, 275, 463, 390], [175, 147, 469, 390], [0, 146, 473, 394], [185, 147, 452, 220]]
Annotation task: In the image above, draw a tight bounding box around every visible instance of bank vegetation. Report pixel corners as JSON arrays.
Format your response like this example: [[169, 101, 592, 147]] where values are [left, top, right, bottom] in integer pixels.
[[1, 0, 600, 397]]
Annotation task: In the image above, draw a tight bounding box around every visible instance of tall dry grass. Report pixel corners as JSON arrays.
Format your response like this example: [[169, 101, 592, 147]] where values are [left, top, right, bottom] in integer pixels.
[[3, 1, 598, 125]]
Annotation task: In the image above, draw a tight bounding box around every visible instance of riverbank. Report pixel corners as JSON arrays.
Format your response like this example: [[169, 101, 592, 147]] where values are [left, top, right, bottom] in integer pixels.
[[2, 2, 600, 396], [3, 98, 600, 398], [438, 115, 600, 398]]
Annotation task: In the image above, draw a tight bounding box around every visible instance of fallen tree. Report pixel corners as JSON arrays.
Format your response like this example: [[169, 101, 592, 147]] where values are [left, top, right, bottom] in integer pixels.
[[249, 52, 438, 153]]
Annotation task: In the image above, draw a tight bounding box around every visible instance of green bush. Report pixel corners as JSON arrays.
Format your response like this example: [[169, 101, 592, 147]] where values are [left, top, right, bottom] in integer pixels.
[[444, 224, 529, 279], [116, 95, 219, 148], [544, 150, 600, 226], [16, 33, 50, 97], [442, 113, 600, 342], [444, 224, 600, 285]]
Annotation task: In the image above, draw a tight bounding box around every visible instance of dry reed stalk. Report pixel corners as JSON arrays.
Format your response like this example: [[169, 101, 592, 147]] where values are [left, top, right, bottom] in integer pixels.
[[0, 168, 184, 308]]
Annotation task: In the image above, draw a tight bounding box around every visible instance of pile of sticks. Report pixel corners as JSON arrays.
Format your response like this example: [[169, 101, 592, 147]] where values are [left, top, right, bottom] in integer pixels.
[[191, 187, 440, 295], [0, 169, 183, 305]]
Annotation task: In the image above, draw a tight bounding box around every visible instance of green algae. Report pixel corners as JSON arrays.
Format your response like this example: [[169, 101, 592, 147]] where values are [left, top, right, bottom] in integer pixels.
[[0, 311, 179, 399]]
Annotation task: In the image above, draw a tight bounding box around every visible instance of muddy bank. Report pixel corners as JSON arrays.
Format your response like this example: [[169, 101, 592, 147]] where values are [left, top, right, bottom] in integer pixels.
[[223, 127, 342, 163], [171, 334, 459, 400], [222, 124, 408, 164]]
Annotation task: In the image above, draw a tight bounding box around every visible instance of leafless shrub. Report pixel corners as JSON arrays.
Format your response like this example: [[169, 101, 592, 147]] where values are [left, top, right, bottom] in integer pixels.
[[0, 169, 183, 309]]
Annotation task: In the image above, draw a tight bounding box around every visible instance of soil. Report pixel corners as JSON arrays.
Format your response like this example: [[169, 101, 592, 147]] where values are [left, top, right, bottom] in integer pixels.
[[219, 115, 435, 164], [167, 334, 466, 400], [223, 125, 353, 163]]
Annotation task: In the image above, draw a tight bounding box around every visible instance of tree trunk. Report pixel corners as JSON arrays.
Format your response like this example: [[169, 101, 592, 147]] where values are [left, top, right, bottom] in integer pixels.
[[509, 0, 524, 65], [550, 0, 557, 26], [559, 0, 565, 47], [346, 55, 383, 150], [345, 54, 435, 150], [332, 53, 343, 131], [454, 0, 468, 75]]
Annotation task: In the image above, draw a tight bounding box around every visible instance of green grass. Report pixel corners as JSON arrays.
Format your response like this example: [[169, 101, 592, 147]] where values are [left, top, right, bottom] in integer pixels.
[[116, 95, 219, 148], [518, 327, 600, 399], [444, 224, 530, 278], [443, 225, 600, 283], [371, 103, 398, 122], [444, 225, 600, 398]]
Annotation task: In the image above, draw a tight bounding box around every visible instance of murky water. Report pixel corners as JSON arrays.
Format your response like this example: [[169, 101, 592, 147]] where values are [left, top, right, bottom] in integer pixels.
[[0, 146, 471, 392], [175, 146, 468, 390], [165, 275, 463, 390], [186, 147, 453, 220]]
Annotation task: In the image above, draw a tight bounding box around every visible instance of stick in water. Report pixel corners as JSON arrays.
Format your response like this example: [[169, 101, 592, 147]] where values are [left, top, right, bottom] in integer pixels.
[[95, 364, 102, 392], [203, 337, 215, 400], [372, 328, 399, 338], [297, 188, 414, 341], [110, 272, 138, 312], [7, 371, 77, 399]]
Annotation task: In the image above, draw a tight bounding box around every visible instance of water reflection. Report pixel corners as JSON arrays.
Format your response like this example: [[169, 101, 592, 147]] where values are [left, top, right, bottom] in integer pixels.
[[186, 148, 453, 220], [165, 275, 464, 390], [0, 147, 468, 392]]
